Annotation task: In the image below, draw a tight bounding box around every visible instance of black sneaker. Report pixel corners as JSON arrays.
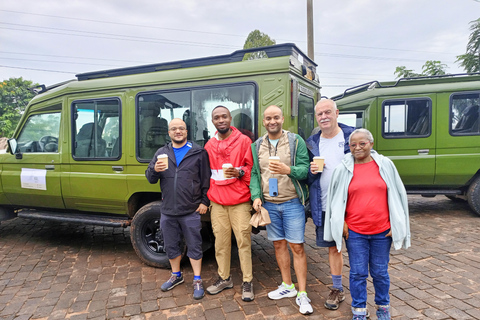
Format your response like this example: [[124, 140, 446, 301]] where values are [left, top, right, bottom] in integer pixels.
[[161, 273, 184, 292], [206, 276, 233, 295]]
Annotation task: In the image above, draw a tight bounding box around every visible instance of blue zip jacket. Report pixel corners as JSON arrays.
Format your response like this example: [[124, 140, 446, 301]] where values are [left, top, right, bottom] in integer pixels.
[[305, 123, 354, 226]]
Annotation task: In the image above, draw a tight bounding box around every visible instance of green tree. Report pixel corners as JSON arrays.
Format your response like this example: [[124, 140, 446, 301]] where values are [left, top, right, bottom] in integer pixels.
[[0, 77, 37, 138], [421, 60, 448, 76], [394, 66, 420, 79], [456, 18, 480, 73], [242, 30, 276, 61], [394, 60, 448, 79]]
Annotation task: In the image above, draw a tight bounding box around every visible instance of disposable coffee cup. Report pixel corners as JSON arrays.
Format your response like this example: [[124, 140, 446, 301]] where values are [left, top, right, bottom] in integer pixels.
[[269, 156, 280, 164], [157, 154, 168, 169], [313, 156, 324, 172], [222, 163, 233, 178]]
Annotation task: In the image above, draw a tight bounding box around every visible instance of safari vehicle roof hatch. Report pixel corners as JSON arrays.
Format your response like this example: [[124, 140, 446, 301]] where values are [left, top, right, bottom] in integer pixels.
[[76, 43, 317, 81]]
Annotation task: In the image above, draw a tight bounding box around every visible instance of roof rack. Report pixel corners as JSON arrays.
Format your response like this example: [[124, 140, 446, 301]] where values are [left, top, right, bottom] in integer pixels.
[[332, 72, 480, 101], [30, 79, 76, 95], [76, 43, 316, 81]]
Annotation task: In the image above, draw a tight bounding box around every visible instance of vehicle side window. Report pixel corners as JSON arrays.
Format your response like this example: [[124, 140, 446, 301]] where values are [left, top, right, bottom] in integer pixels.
[[450, 93, 480, 136], [298, 94, 314, 139], [382, 98, 431, 138], [72, 99, 121, 159], [192, 85, 255, 145], [17, 112, 61, 153], [136, 83, 256, 161], [339, 111, 363, 129]]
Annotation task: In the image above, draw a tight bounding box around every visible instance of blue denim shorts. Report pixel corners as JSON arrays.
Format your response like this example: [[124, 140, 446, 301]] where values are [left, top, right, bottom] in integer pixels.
[[316, 211, 336, 248], [263, 198, 305, 244]]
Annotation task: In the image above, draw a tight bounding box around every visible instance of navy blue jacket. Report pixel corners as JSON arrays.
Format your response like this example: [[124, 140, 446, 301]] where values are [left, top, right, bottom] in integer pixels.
[[145, 141, 210, 216], [306, 123, 354, 226]]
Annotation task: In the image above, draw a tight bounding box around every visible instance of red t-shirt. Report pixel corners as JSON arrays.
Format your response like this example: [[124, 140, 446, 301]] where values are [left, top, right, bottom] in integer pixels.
[[345, 161, 391, 235]]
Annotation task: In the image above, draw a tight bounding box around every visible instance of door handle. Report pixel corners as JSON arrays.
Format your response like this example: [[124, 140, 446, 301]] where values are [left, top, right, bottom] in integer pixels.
[[112, 166, 124, 172], [45, 165, 55, 170], [418, 149, 429, 155]]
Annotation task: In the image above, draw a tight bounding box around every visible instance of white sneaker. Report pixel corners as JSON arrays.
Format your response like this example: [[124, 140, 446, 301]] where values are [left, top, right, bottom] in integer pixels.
[[296, 292, 313, 315], [268, 282, 298, 300]]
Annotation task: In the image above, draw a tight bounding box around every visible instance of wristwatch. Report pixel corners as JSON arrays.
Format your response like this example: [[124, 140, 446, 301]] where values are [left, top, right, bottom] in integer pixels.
[[238, 169, 245, 178]]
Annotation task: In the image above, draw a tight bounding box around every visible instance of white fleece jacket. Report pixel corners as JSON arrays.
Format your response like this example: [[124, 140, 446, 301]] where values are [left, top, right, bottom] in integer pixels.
[[324, 150, 411, 252]]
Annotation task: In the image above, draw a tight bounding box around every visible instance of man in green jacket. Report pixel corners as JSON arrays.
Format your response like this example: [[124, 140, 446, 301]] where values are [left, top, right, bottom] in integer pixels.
[[250, 105, 312, 315]]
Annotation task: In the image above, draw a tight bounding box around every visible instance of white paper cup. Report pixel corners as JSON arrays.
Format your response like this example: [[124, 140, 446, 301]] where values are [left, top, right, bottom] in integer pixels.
[[157, 154, 168, 169], [313, 156, 324, 172], [222, 163, 233, 178], [268, 156, 280, 164]]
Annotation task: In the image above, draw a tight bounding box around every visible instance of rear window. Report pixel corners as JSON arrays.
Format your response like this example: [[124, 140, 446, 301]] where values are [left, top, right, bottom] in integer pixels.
[[450, 92, 480, 136]]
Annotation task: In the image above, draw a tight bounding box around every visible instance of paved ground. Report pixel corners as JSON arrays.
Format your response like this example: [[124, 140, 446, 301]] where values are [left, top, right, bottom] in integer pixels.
[[1, 195, 480, 320]]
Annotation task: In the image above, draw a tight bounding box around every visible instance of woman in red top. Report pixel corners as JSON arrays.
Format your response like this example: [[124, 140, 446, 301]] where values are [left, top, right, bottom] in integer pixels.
[[343, 129, 400, 320]]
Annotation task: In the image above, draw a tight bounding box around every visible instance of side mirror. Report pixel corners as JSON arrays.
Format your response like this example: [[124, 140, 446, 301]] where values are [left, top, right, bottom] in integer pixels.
[[7, 138, 18, 155]]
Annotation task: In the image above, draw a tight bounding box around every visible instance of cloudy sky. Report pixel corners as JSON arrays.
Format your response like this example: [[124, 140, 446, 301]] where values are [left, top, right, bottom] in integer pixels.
[[1, 0, 479, 98]]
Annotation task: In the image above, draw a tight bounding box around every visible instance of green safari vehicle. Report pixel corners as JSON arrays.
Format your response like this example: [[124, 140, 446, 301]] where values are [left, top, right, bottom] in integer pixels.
[[0, 43, 321, 267], [333, 73, 480, 216]]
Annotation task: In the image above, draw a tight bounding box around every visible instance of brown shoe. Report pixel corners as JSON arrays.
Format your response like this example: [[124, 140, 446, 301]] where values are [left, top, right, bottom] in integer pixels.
[[206, 276, 233, 295], [324, 287, 345, 310]]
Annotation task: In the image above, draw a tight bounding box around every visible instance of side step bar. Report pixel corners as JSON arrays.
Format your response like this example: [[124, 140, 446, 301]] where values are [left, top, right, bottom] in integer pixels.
[[18, 209, 131, 228], [406, 189, 462, 196]]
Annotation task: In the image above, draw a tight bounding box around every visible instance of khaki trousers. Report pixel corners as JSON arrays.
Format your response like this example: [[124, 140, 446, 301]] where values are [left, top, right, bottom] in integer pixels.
[[210, 201, 253, 282]]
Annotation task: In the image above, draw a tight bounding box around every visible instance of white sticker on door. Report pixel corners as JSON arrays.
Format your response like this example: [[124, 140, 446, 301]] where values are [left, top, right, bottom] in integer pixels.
[[21, 168, 47, 190]]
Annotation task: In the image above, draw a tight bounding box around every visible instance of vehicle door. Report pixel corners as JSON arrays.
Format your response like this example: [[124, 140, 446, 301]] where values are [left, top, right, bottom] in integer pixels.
[[1, 105, 64, 208], [62, 97, 128, 214], [375, 96, 436, 186], [435, 91, 480, 186]]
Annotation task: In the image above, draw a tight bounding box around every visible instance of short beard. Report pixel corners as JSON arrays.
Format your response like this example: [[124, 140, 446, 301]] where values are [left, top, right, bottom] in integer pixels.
[[217, 127, 230, 135]]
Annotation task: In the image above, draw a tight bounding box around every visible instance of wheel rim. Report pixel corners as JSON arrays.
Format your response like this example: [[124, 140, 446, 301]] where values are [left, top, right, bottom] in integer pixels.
[[141, 217, 166, 254]]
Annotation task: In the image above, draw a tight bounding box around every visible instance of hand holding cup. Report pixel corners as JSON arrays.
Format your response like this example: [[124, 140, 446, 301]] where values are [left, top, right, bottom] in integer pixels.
[[155, 154, 168, 172]]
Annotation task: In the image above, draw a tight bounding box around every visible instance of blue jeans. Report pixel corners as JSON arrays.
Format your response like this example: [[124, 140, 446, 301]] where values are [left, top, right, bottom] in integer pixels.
[[345, 229, 392, 308], [263, 198, 305, 244]]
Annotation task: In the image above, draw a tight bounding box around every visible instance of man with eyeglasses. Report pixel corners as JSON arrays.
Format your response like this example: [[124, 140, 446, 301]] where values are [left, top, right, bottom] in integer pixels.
[[306, 99, 355, 310], [145, 118, 210, 300]]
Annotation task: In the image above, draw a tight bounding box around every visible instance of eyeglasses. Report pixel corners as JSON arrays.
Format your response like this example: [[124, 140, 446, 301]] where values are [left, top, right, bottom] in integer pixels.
[[349, 142, 369, 149], [169, 127, 187, 132]]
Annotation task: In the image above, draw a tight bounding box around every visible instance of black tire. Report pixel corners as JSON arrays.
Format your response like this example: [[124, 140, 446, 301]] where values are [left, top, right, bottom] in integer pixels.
[[130, 201, 185, 268], [467, 176, 480, 217]]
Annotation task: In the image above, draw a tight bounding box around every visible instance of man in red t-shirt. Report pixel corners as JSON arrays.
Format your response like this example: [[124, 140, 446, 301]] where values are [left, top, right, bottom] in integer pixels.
[[204, 106, 255, 302]]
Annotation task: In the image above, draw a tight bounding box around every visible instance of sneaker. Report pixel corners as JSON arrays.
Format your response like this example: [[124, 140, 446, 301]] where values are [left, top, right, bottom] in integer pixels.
[[296, 292, 313, 315], [267, 282, 298, 300], [242, 281, 254, 301], [352, 307, 369, 320], [206, 276, 233, 295], [376, 305, 391, 320], [161, 272, 184, 292], [324, 287, 345, 310], [192, 279, 205, 300]]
